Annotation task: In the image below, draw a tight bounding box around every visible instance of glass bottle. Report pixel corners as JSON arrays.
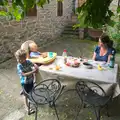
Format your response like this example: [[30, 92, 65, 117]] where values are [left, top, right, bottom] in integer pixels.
[[109, 51, 115, 68], [62, 49, 67, 64]]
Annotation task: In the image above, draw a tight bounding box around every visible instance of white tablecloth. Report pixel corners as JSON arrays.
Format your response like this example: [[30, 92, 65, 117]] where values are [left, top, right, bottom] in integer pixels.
[[38, 56, 120, 98]]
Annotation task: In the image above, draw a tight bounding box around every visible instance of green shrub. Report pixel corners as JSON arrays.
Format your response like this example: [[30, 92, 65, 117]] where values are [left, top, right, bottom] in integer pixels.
[[106, 15, 120, 52]]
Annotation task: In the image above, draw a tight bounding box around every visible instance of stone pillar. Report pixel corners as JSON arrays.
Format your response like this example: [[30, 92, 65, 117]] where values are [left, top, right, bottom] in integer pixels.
[[79, 28, 84, 39]]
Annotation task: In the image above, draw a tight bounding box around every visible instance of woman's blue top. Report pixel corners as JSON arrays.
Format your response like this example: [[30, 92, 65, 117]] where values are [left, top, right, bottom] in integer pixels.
[[94, 46, 112, 62]]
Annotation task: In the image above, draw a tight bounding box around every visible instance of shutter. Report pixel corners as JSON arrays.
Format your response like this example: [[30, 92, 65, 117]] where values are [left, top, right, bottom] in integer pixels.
[[57, 1, 63, 16], [26, 5, 37, 16]]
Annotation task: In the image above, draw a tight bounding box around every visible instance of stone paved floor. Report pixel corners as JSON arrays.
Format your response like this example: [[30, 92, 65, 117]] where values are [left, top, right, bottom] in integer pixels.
[[0, 36, 120, 120]]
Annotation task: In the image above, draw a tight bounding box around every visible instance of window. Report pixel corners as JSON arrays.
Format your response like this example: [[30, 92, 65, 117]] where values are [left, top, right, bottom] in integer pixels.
[[57, 1, 63, 16], [26, 5, 37, 16]]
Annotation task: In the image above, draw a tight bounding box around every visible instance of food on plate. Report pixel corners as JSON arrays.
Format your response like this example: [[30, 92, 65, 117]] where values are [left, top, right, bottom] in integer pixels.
[[55, 65, 61, 70], [65, 58, 80, 67], [97, 64, 103, 71]]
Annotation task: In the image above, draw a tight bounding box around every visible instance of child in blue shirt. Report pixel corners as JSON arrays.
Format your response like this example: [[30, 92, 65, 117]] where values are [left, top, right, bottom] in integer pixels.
[[15, 49, 38, 112], [29, 42, 47, 58]]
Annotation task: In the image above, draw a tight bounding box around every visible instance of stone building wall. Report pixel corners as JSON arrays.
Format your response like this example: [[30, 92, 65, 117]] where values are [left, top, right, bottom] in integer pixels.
[[0, 0, 73, 63]]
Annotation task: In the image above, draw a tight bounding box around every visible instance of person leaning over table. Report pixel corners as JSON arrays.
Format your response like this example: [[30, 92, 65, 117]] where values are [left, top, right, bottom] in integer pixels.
[[92, 34, 113, 63]]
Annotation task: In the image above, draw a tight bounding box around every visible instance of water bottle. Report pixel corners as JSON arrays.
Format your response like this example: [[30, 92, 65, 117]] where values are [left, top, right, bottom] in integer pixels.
[[62, 49, 67, 64], [109, 51, 115, 68]]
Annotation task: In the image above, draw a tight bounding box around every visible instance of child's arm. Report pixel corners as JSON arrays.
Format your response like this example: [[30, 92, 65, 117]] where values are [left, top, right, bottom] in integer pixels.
[[21, 69, 36, 76], [22, 61, 38, 76]]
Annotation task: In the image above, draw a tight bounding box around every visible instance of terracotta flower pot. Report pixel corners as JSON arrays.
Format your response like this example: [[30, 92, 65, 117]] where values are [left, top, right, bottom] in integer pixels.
[[88, 28, 103, 39]]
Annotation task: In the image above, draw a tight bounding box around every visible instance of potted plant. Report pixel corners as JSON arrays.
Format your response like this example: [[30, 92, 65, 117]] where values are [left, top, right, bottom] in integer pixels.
[[73, 0, 113, 39]]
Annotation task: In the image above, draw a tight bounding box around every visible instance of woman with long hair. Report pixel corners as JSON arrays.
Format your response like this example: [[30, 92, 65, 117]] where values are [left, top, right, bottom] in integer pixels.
[[92, 35, 113, 63]]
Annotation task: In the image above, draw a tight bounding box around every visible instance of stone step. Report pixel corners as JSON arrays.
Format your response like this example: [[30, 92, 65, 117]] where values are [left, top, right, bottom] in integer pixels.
[[61, 21, 79, 36], [63, 27, 79, 31], [62, 31, 79, 35]]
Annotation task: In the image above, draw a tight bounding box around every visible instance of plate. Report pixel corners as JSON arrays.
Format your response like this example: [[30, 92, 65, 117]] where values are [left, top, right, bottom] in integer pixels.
[[83, 62, 93, 69], [28, 52, 57, 64]]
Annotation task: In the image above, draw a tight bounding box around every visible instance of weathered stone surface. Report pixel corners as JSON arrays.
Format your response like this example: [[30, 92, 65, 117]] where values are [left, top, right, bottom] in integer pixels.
[[0, 23, 6, 33], [0, 0, 73, 62], [10, 21, 20, 27], [5, 26, 15, 34]]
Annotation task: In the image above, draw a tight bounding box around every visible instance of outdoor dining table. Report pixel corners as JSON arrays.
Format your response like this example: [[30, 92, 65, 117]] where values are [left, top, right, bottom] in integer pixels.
[[37, 56, 120, 98]]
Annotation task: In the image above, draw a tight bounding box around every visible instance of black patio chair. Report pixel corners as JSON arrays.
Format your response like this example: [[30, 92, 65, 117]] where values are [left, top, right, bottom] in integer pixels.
[[75, 81, 114, 120], [27, 78, 65, 120]]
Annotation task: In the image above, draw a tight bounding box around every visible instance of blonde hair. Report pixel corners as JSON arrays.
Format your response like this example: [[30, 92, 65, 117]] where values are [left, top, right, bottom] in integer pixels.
[[29, 42, 38, 51], [15, 49, 27, 62]]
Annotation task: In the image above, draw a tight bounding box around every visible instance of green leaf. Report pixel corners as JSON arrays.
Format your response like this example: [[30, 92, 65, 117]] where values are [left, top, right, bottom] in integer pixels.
[[0, 11, 7, 16], [117, 6, 120, 13], [0, 0, 8, 6], [37, 0, 47, 8], [76, 7, 82, 13], [108, 20, 116, 27]]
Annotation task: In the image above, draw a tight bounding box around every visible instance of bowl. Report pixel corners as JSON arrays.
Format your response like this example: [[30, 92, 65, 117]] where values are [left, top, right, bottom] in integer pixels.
[[83, 62, 93, 69]]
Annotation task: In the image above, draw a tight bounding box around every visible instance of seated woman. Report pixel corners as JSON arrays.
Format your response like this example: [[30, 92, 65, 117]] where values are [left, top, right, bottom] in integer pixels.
[[29, 42, 47, 58], [92, 35, 113, 63]]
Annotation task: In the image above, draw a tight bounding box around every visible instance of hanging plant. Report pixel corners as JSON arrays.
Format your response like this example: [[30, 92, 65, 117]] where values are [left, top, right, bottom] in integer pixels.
[[73, 0, 114, 29]]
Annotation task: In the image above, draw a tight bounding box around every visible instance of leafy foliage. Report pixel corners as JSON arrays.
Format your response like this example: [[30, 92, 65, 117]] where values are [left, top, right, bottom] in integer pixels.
[[106, 9, 120, 52], [0, 0, 50, 21], [73, 0, 114, 29]]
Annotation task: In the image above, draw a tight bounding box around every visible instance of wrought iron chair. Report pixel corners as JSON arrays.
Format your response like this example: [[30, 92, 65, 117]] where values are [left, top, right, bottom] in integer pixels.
[[26, 78, 65, 120], [75, 81, 113, 120]]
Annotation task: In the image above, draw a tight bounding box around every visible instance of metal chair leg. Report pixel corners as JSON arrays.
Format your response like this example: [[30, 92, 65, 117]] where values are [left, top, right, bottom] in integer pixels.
[[28, 101, 30, 115], [35, 106, 38, 120], [75, 102, 83, 120], [53, 102, 59, 120], [106, 104, 110, 117], [94, 107, 100, 120]]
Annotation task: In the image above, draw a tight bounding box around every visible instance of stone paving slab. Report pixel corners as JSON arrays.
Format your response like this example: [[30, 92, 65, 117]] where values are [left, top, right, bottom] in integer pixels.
[[0, 38, 120, 120]]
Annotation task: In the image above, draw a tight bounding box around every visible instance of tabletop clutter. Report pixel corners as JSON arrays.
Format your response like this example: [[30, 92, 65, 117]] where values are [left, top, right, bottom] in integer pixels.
[[50, 49, 115, 71], [39, 50, 119, 96]]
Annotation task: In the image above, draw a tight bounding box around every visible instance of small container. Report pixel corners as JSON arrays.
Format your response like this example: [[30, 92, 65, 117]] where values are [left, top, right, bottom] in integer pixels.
[[62, 49, 67, 57], [62, 49, 67, 64], [49, 52, 53, 58]]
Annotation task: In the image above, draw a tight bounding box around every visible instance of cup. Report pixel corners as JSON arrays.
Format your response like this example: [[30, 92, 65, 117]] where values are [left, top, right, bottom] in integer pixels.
[[49, 52, 53, 58]]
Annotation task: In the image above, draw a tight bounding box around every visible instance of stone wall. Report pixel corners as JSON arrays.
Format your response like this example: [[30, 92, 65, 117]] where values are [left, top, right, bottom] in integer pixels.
[[0, 0, 73, 63]]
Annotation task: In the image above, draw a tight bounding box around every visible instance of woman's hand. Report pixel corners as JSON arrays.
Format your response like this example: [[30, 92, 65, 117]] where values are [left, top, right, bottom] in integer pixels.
[[92, 52, 96, 60], [107, 54, 112, 63]]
